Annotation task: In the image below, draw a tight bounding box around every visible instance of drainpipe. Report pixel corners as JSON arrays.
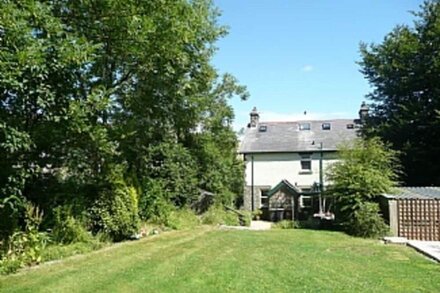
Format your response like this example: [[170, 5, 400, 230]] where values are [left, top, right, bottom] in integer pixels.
[[251, 155, 254, 211], [319, 142, 324, 214]]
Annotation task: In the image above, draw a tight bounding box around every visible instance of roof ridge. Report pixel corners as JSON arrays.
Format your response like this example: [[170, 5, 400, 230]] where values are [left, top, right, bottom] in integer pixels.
[[259, 118, 357, 124]]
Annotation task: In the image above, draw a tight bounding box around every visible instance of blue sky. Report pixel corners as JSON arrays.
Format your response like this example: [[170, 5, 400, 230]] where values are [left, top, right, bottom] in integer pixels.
[[212, 0, 424, 130]]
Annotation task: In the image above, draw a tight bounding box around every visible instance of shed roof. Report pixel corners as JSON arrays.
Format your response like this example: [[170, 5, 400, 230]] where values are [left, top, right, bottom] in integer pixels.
[[239, 119, 360, 154], [383, 187, 440, 200]]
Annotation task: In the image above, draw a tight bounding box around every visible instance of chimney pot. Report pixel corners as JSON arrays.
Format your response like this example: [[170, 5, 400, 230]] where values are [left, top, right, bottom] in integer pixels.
[[249, 107, 260, 128]]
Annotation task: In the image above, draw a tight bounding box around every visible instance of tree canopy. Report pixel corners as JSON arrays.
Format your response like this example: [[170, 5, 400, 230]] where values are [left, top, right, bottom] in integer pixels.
[[359, 0, 440, 186], [0, 0, 247, 240]]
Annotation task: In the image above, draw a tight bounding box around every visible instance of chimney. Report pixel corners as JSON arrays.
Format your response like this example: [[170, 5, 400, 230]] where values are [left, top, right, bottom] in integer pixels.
[[249, 107, 259, 128], [359, 101, 369, 123]]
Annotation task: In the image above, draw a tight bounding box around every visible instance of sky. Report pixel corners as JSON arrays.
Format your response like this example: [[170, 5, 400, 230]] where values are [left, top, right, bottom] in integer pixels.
[[212, 0, 424, 130]]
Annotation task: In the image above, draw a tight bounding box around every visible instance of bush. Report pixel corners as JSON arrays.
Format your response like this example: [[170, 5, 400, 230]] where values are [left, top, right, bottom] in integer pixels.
[[239, 210, 252, 227], [0, 257, 22, 275], [52, 206, 93, 244], [252, 209, 262, 220], [138, 179, 173, 223], [273, 220, 300, 229], [201, 205, 240, 226], [0, 203, 50, 275], [165, 208, 200, 230], [90, 179, 140, 241], [346, 202, 389, 238]]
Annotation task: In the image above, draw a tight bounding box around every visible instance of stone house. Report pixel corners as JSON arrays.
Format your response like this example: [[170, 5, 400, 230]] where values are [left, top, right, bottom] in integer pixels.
[[238, 104, 368, 221]]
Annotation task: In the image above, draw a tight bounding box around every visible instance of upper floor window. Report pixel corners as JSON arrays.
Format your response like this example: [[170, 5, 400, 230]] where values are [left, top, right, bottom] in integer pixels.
[[300, 153, 312, 172], [299, 123, 311, 131]]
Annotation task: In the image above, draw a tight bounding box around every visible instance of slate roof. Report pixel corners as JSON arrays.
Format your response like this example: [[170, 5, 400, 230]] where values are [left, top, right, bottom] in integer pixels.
[[239, 119, 360, 153], [383, 187, 440, 200], [267, 179, 302, 197], [267, 179, 320, 197]]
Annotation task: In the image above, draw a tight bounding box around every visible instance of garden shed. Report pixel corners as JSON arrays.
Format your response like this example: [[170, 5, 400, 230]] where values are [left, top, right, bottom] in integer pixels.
[[381, 187, 440, 241]]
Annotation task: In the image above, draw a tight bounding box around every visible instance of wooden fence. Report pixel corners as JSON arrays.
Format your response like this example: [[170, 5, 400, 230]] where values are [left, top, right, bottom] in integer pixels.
[[397, 199, 440, 241]]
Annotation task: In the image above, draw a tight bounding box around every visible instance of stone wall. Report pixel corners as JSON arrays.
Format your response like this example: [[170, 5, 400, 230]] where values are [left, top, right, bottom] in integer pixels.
[[243, 185, 271, 211]]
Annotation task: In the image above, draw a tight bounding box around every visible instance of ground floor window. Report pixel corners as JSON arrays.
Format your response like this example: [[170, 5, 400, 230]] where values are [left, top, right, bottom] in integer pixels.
[[260, 190, 269, 208]]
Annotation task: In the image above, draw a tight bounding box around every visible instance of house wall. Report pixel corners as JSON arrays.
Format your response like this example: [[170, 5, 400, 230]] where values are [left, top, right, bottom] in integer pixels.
[[242, 152, 339, 211]]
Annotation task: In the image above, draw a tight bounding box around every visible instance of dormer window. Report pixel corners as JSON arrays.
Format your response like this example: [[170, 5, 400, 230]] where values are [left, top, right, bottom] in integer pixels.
[[322, 123, 331, 130], [258, 125, 267, 132], [299, 123, 311, 131], [346, 123, 354, 129]]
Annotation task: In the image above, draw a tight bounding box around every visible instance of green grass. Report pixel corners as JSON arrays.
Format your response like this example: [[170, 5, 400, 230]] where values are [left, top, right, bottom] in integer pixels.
[[1, 228, 439, 292]]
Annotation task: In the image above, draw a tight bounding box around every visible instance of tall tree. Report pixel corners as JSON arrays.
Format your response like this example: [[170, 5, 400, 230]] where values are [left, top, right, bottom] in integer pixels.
[[1, 0, 247, 239], [359, 0, 440, 186]]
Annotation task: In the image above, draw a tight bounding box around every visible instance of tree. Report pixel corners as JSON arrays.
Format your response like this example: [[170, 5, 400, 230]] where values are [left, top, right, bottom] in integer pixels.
[[0, 0, 247, 241], [359, 0, 440, 186], [326, 138, 399, 237]]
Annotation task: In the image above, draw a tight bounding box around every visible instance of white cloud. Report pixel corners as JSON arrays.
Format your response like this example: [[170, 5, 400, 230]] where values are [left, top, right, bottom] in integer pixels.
[[301, 65, 314, 72]]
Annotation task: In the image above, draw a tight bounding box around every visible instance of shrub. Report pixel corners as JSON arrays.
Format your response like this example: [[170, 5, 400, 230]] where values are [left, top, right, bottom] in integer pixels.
[[273, 220, 300, 229], [239, 210, 252, 227], [201, 205, 240, 226], [90, 180, 140, 241], [0, 203, 50, 274], [346, 202, 389, 238], [0, 257, 22, 275], [252, 209, 262, 220], [52, 206, 92, 244], [165, 208, 200, 230], [138, 179, 173, 223]]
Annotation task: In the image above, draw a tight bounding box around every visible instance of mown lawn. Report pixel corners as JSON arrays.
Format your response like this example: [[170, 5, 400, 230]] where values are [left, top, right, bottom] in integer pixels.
[[1, 227, 439, 292]]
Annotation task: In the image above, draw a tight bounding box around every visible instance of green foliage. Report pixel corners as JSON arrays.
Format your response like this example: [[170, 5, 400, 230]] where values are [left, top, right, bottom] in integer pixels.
[[90, 171, 140, 241], [0, 203, 49, 274], [327, 138, 399, 217], [273, 220, 300, 229], [52, 206, 93, 244], [138, 179, 173, 223], [41, 240, 107, 263], [239, 210, 252, 227], [0, 0, 246, 251], [326, 137, 399, 236], [165, 209, 200, 230], [143, 142, 199, 207], [201, 205, 240, 226], [347, 202, 389, 238], [252, 209, 263, 220], [359, 1, 440, 185]]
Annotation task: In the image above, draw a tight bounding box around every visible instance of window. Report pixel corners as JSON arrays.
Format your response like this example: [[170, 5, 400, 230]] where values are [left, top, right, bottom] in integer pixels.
[[322, 123, 331, 130], [260, 190, 269, 208], [258, 125, 267, 132], [299, 123, 311, 131], [300, 153, 312, 173], [301, 160, 311, 171], [300, 196, 312, 208], [346, 123, 354, 129]]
